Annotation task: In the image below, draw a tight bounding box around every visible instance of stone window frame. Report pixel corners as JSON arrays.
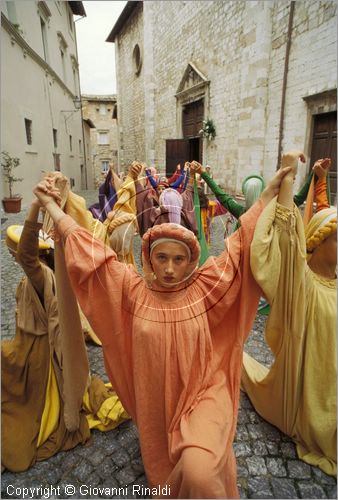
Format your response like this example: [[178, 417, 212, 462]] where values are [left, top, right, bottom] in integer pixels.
[[37, 1, 52, 24], [175, 62, 210, 139], [97, 131, 109, 145], [101, 160, 110, 173], [302, 88, 337, 161]]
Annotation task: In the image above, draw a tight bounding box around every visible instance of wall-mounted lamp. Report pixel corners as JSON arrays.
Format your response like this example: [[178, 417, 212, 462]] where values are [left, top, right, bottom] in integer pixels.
[[60, 96, 82, 127], [61, 96, 82, 114], [73, 95, 82, 110]]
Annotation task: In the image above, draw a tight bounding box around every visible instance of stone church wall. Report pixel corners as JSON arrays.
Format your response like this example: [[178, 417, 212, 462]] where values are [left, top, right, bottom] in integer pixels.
[[115, 1, 336, 193], [115, 2, 146, 170]]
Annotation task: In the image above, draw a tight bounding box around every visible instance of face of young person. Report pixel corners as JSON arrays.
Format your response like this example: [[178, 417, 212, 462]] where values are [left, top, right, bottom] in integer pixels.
[[151, 241, 190, 288]]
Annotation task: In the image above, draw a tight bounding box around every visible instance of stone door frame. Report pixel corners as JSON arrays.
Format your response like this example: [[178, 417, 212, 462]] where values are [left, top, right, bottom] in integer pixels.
[[175, 62, 210, 144]]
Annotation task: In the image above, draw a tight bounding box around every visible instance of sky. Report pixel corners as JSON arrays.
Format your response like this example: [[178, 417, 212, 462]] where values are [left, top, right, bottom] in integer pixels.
[[75, 1, 127, 95]]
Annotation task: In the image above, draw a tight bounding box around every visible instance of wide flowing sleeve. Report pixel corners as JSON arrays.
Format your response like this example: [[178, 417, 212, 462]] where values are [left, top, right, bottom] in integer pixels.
[[314, 177, 330, 212], [250, 197, 307, 354], [293, 172, 313, 207], [201, 171, 245, 219], [56, 215, 133, 346], [113, 175, 137, 217], [64, 191, 109, 242], [56, 215, 139, 417], [135, 182, 154, 237], [181, 184, 198, 235], [198, 200, 264, 336], [17, 220, 45, 298]]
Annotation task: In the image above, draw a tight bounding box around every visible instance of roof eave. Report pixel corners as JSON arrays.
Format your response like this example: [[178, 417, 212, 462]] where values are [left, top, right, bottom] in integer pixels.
[[106, 1, 141, 43], [83, 118, 96, 129], [69, 1, 86, 17]]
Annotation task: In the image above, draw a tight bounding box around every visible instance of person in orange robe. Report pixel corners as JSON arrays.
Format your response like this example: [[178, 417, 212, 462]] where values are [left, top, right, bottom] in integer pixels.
[[32, 163, 291, 498]]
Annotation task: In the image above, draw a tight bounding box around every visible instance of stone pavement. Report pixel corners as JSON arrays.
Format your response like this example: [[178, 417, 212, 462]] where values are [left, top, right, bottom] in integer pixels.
[[1, 191, 336, 499]]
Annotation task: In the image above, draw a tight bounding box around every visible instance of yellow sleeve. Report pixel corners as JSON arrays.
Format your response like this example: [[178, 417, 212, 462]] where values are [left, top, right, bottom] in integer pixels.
[[112, 174, 137, 217], [250, 198, 307, 354], [64, 191, 109, 243]]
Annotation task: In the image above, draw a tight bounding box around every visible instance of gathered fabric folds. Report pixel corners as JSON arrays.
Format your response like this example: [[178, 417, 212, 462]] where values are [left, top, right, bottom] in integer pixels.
[[1, 265, 90, 472], [2, 220, 129, 472], [242, 198, 336, 477], [56, 200, 264, 498]]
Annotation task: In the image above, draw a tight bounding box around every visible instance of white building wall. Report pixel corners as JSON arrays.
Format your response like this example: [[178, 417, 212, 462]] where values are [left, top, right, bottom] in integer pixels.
[[1, 1, 85, 205]]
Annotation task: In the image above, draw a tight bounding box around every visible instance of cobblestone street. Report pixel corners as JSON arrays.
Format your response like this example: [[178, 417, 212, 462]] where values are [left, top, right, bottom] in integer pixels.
[[1, 191, 336, 499]]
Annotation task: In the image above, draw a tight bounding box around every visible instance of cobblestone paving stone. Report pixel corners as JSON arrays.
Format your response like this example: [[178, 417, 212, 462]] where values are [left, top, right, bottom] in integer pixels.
[[1, 192, 336, 499]]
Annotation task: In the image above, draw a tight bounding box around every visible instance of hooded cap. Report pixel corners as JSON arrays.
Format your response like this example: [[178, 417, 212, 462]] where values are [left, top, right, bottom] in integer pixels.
[[159, 188, 183, 224], [242, 175, 266, 209], [6, 225, 54, 254]]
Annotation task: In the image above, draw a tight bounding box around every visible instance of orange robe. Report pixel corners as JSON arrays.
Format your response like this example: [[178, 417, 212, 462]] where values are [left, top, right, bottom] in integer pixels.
[[56, 201, 264, 498]]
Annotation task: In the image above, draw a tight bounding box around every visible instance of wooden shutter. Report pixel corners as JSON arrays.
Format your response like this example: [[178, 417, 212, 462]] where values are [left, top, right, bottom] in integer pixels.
[[310, 112, 337, 204], [182, 99, 204, 138]]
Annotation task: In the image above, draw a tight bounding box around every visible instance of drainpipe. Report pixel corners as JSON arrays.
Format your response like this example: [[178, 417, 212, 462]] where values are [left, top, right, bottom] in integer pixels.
[[276, 1, 295, 169], [74, 15, 88, 188]]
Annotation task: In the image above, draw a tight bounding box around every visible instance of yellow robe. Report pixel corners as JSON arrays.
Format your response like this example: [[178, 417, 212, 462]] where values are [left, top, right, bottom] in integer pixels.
[[2, 221, 129, 472], [64, 174, 137, 267], [242, 198, 336, 476]]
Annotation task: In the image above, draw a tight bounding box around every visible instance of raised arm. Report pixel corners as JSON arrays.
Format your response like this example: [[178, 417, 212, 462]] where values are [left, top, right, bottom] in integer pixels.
[[17, 200, 46, 300], [33, 176, 132, 305], [192, 162, 245, 219], [180, 163, 198, 235], [313, 158, 331, 212], [251, 152, 306, 307], [214, 165, 294, 266], [34, 176, 67, 224], [293, 157, 331, 210], [167, 164, 181, 185], [170, 170, 185, 189], [277, 151, 306, 209], [293, 171, 313, 207], [145, 168, 159, 189]]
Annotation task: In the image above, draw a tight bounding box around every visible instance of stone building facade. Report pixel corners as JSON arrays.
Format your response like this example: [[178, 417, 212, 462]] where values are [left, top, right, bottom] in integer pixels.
[[1, 1, 88, 205], [107, 1, 337, 199], [81, 94, 119, 188]]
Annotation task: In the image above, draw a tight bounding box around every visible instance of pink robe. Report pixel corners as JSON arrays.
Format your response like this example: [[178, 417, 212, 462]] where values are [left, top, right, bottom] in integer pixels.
[[57, 200, 263, 498]]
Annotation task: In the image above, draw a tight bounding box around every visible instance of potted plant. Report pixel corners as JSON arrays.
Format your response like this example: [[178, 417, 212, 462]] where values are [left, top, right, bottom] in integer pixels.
[[1, 151, 23, 213], [199, 119, 216, 141]]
